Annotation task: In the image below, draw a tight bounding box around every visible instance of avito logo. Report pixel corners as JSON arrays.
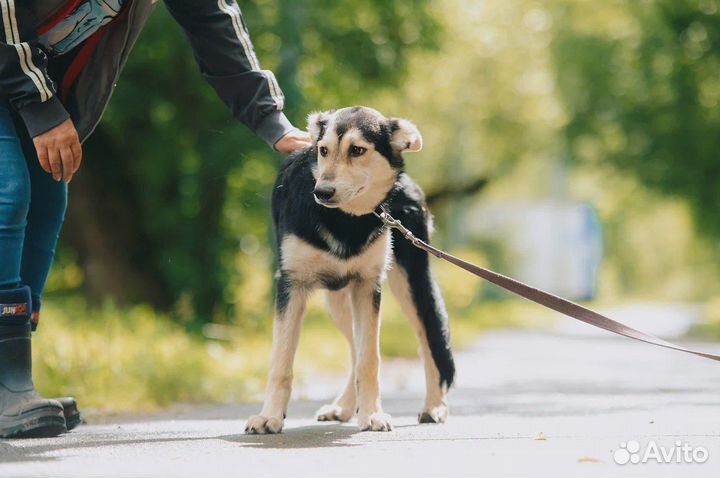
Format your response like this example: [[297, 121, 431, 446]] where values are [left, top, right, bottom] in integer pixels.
[[613, 440, 709, 465]]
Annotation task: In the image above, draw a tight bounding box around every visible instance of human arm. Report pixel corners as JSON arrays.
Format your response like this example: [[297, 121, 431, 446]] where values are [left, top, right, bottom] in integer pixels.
[[164, 0, 309, 152], [0, 4, 80, 182]]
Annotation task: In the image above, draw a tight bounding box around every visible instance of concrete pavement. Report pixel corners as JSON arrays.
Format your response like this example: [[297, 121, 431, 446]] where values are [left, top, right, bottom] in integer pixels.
[[1, 315, 719, 477]]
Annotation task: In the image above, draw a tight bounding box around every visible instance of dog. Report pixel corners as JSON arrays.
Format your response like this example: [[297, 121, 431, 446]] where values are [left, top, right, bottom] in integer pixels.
[[245, 106, 455, 434]]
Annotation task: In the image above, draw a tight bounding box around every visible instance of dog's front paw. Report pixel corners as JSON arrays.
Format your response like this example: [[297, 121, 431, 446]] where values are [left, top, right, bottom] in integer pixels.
[[245, 415, 284, 434], [315, 403, 354, 422], [357, 412, 393, 432], [418, 405, 449, 424]]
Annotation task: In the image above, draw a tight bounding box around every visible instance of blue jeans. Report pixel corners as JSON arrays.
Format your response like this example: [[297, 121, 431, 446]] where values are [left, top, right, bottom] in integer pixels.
[[0, 100, 67, 309]]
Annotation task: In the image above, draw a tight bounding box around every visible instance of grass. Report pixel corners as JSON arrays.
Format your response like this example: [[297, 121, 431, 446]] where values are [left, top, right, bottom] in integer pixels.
[[32, 291, 544, 414], [32, 249, 559, 413], [33, 298, 271, 412]]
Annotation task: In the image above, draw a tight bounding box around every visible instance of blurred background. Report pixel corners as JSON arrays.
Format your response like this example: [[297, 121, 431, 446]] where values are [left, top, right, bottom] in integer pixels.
[[36, 0, 720, 413]]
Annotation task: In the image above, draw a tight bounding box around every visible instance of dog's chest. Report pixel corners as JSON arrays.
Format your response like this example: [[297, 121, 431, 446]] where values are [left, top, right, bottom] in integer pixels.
[[280, 230, 391, 288]]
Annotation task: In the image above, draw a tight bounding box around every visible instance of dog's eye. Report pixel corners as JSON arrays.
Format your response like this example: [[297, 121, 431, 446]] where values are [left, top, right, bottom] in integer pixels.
[[349, 145, 367, 157], [319, 146, 328, 157]]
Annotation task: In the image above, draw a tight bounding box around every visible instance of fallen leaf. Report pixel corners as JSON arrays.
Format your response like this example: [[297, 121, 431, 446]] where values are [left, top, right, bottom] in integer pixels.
[[578, 457, 600, 464]]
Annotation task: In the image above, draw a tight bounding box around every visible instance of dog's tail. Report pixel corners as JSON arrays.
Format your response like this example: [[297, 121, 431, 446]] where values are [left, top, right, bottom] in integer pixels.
[[388, 228, 456, 389]]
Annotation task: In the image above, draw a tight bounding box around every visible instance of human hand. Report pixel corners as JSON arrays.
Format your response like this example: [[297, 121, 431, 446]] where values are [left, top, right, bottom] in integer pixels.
[[275, 129, 312, 155], [32, 118, 82, 183]]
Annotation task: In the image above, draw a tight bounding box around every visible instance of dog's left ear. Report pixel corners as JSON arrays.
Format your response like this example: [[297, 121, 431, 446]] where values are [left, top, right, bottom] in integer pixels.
[[388, 118, 423, 153]]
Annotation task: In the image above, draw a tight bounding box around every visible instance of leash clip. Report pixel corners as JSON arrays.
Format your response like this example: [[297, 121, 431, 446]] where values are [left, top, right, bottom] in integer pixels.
[[373, 205, 421, 245]]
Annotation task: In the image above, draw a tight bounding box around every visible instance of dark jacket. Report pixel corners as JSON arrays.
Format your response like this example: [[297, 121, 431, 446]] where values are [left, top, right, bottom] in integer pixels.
[[0, 0, 295, 148]]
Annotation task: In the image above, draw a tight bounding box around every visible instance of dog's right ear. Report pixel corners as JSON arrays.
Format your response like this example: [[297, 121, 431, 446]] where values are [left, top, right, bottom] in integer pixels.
[[307, 111, 331, 143]]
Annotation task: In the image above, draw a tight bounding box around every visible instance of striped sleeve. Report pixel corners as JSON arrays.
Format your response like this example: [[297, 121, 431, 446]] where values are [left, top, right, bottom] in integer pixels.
[[164, 0, 297, 150], [0, 0, 69, 137]]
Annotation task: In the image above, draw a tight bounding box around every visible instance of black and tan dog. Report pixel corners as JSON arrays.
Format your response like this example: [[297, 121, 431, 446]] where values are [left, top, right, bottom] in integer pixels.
[[245, 106, 455, 434]]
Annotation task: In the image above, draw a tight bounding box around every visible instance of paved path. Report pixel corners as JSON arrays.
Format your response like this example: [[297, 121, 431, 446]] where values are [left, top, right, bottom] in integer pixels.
[[1, 317, 719, 477]]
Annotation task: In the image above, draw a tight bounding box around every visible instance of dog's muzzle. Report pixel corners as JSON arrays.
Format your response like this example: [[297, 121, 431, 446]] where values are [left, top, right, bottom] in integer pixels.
[[313, 186, 336, 205]]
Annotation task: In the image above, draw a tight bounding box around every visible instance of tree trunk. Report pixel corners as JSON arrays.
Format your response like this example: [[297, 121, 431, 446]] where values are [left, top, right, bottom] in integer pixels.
[[63, 128, 173, 308]]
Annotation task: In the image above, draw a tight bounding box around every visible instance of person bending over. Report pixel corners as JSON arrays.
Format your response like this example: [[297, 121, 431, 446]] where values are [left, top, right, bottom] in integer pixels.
[[0, 0, 310, 438]]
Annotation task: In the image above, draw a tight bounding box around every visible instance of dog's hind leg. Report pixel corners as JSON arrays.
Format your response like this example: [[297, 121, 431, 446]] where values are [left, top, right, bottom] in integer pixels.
[[388, 263, 453, 424], [316, 289, 357, 422], [246, 275, 307, 434], [352, 280, 392, 431]]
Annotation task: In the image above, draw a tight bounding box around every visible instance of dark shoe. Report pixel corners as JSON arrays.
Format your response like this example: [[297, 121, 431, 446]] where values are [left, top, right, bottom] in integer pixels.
[[29, 296, 81, 432], [55, 397, 81, 431], [0, 287, 66, 438]]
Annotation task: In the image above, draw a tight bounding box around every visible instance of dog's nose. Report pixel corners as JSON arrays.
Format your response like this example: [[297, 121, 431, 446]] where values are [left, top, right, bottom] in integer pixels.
[[314, 186, 336, 202]]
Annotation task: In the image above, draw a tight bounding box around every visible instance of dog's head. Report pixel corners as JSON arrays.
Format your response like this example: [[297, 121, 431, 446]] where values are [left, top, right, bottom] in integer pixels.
[[307, 106, 423, 216]]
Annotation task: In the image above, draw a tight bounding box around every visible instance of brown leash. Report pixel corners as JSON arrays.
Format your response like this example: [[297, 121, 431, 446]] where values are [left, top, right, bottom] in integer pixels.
[[374, 205, 720, 362]]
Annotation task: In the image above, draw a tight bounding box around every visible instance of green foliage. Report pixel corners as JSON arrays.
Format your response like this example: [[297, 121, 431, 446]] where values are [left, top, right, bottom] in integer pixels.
[[34, 299, 268, 410], [382, 0, 720, 301], [38, 0, 720, 410], [35, 293, 526, 412], [553, 0, 720, 242], [55, 0, 720, 332], [69, 1, 439, 326]]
